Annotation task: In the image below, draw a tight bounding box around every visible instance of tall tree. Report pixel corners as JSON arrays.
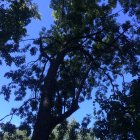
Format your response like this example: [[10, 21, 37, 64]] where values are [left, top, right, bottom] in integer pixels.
[[0, 0, 140, 140]]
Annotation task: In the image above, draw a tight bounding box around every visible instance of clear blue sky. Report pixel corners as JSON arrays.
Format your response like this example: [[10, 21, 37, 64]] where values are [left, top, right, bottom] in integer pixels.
[[0, 0, 134, 127]]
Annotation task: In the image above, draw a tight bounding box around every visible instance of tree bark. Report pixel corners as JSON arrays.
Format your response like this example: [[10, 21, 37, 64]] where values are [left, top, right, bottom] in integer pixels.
[[31, 98, 56, 140], [31, 118, 54, 140]]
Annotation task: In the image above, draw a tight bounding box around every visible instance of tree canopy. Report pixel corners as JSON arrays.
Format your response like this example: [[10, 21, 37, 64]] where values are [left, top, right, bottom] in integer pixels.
[[0, 0, 140, 140], [0, 123, 30, 140], [50, 119, 95, 140], [93, 78, 140, 140]]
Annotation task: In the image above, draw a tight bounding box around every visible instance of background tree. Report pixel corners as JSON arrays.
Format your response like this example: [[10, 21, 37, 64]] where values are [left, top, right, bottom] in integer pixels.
[[93, 78, 140, 140], [0, 123, 30, 140], [49, 118, 95, 140], [0, 119, 95, 140], [0, 0, 140, 140]]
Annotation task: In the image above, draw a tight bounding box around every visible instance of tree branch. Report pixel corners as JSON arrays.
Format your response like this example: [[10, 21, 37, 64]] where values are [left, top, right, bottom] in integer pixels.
[[78, 46, 117, 94], [0, 98, 36, 122], [56, 101, 79, 124]]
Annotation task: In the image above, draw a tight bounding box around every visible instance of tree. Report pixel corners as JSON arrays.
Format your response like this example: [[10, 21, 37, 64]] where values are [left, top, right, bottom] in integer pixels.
[[50, 118, 95, 140], [93, 78, 140, 140], [0, 0, 140, 140], [0, 123, 30, 140]]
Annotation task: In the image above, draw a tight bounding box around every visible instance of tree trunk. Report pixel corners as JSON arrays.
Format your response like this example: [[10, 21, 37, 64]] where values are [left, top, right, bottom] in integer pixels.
[[31, 53, 74, 140], [31, 101, 79, 140], [31, 96, 57, 140], [31, 121, 53, 140], [31, 58, 63, 140]]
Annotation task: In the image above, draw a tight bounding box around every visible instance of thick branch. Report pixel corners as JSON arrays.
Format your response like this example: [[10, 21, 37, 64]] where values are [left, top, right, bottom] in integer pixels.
[[56, 101, 79, 124]]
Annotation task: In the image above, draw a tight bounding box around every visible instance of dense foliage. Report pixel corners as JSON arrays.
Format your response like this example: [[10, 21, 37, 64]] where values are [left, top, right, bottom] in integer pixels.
[[0, 0, 39, 65], [0, 123, 30, 140], [50, 119, 95, 140], [0, 0, 140, 140], [93, 78, 140, 140]]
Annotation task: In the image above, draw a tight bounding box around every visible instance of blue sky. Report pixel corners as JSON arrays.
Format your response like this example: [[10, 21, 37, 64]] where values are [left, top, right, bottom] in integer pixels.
[[0, 0, 135, 127]]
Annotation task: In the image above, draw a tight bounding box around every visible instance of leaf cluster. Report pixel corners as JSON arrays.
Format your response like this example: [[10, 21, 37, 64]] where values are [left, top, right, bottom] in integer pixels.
[[93, 79, 140, 140]]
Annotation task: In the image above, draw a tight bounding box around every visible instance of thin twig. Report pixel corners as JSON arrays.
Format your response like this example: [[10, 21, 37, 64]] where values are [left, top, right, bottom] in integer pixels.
[[0, 98, 37, 122]]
